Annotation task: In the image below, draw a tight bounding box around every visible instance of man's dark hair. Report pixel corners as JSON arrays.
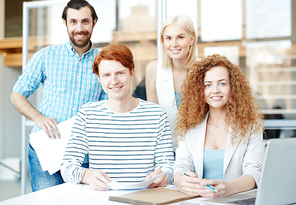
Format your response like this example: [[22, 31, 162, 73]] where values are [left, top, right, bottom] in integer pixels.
[[62, 0, 98, 23]]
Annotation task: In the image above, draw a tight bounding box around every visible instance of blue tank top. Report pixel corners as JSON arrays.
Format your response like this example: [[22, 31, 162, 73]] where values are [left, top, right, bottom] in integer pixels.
[[175, 92, 182, 108], [203, 149, 225, 180]]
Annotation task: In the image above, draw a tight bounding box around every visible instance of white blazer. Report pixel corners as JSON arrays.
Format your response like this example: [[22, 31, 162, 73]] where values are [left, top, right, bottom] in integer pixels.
[[174, 113, 264, 186], [156, 60, 178, 149]]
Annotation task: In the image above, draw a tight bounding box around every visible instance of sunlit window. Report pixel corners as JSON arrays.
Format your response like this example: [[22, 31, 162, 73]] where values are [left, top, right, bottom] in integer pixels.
[[246, 40, 294, 116], [246, 0, 291, 39], [204, 46, 240, 66], [117, 0, 157, 98], [166, 0, 197, 31], [201, 0, 242, 41]]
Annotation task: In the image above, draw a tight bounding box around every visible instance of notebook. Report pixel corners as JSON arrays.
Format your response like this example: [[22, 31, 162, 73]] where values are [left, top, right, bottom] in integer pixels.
[[109, 187, 197, 205], [201, 138, 296, 205]]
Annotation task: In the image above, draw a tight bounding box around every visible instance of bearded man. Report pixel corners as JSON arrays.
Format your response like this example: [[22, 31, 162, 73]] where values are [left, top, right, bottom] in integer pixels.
[[10, 0, 108, 192]]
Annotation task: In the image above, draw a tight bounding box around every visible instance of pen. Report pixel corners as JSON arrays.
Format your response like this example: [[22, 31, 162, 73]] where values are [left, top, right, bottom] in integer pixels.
[[181, 172, 218, 193]]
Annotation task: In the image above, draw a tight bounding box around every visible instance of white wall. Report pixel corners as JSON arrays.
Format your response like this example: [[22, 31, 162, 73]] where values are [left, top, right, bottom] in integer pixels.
[[0, 62, 23, 158], [0, 57, 4, 159], [3, 66, 23, 157], [0, 0, 5, 159], [0, 0, 23, 158], [0, 62, 39, 159]]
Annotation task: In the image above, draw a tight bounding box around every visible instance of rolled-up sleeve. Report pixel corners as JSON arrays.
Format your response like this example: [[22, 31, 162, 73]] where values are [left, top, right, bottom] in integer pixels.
[[13, 49, 45, 98]]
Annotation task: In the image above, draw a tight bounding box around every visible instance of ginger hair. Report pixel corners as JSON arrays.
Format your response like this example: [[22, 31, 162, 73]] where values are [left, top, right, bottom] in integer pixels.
[[175, 54, 264, 144], [93, 44, 134, 77]]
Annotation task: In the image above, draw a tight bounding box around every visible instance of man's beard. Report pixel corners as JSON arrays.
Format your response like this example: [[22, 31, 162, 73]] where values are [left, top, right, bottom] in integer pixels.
[[69, 31, 91, 48]]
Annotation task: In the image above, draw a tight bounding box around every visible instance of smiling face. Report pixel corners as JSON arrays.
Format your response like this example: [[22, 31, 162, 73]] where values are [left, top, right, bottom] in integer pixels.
[[204, 66, 231, 111], [98, 60, 134, 102], [163, 24, 194, 64], [64, 7, 96, 50]]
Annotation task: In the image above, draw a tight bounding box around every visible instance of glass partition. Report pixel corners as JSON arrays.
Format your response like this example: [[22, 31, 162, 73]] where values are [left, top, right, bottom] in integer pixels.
[[116, 0, 157, 100]]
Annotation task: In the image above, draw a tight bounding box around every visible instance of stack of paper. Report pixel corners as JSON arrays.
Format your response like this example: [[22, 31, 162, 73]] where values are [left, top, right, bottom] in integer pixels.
[[108, 172, 165, 190], [29, 117, 75, 175]]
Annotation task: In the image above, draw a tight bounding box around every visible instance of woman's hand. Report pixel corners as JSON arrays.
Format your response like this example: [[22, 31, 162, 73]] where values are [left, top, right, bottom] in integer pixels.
[[199, 179, 232, 198], [199, 174, 256, 198], [174, 172, 205, 196]]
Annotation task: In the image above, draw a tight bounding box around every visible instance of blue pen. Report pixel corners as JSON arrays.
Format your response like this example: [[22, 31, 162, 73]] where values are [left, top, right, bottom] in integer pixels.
[[181, 172, 218, 193]]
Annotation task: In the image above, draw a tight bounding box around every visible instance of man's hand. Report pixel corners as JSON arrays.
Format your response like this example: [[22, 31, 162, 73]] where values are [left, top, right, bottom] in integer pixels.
[[10, 91, 60, 139], [146, 169, 168, 188], [82, 169, 111, 191], [34, 115, 60, 139]]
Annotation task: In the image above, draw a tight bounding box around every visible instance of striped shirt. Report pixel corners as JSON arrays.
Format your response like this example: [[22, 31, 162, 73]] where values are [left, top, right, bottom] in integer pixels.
[[13, 41, 108, 133], [61, 100, 174, 183]]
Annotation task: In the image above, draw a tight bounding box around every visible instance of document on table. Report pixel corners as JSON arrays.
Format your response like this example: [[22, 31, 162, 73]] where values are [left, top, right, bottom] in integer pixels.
[[29, 117, 75, 175], [108, 172, 165, 190]]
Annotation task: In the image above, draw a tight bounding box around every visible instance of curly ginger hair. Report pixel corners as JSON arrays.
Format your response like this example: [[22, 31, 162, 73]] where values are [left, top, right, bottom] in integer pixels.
[[175, 54, 264, 144]]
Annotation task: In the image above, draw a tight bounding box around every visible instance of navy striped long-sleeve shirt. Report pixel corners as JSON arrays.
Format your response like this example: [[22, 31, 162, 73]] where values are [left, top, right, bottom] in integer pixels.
[[61, 99, 174, 183]]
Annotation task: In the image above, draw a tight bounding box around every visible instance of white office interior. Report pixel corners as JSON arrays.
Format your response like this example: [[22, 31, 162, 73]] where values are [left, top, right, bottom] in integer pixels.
[[0, 0, 296, 200]]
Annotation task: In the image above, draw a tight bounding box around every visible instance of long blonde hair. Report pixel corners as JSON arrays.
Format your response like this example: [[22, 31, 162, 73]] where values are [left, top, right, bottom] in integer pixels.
[[160, 15, 197, 69]]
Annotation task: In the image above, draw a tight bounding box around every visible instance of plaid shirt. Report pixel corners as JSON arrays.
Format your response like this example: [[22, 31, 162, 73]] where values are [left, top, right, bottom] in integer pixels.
[[13, 41, 108, 133]]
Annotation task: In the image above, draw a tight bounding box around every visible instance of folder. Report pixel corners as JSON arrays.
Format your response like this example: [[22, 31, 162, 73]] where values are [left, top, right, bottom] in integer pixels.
[[109, 187, 197, 205]]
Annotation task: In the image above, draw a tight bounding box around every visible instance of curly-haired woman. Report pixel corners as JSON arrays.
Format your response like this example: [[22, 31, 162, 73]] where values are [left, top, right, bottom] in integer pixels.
[[173, 54, 264, 198]]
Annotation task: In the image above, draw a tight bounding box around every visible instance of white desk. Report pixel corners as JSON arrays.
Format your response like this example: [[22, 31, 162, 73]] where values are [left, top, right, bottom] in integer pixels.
[[0, 184, 207, 205]]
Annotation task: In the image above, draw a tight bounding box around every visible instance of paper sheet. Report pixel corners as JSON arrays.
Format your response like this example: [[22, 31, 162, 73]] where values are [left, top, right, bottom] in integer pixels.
[[29, 117, 75, 175], [108, 172, 165, 190]]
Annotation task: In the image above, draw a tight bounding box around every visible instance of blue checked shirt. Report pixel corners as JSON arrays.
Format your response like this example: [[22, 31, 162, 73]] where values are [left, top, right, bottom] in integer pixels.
[[13, 41, 108, 133]]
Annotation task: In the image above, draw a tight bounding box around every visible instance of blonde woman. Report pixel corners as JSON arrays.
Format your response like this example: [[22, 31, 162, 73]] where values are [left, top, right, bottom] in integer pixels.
[[146, 15, 197, 150]]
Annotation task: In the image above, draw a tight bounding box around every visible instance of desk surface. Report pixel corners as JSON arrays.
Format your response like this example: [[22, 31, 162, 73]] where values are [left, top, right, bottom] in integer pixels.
[[0, 183, 208, 205]]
